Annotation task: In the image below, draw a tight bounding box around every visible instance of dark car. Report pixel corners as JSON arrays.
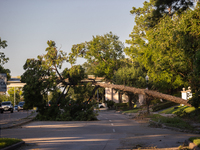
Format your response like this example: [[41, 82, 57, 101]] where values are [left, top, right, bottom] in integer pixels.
[[18, 101, 25, 111], [1, 101, 13, 113], [14, 105, 18, 110]]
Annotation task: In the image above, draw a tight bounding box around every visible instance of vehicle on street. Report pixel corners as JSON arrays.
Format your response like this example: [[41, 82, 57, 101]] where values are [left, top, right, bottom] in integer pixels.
[[18, 101, 25, 111], [14, 105, 18, 110], [97, 103, 105, 108], [1, 101, 13, 113]]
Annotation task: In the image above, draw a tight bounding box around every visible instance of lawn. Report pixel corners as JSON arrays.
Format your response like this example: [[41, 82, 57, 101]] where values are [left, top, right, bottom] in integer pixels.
[[0, 138, 22, 149], [148, 114, 195, 130], [123, 108, 141, 113], [159, 105, 196, 115]]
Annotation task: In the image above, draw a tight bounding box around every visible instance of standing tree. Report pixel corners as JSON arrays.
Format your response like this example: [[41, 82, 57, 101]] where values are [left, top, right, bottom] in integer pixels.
[[112, 65, 147, 109], [126, 1, 200, 108], [69, 32, 125, 81]]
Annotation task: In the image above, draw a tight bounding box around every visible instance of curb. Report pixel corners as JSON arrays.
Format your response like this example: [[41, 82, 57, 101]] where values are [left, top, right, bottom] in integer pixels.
[[0, 141, 25, 150]]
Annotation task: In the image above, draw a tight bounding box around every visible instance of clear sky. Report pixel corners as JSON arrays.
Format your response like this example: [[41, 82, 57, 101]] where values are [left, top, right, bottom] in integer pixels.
[[0, 0, 145, 77]]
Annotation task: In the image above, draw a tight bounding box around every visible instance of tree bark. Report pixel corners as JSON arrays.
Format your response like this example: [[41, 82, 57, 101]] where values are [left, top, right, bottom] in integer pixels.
[[94, 82, 191, 107]]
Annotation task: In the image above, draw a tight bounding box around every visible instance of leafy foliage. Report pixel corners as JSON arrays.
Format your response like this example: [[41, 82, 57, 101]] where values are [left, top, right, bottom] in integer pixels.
[[21, 59, 50, 112], [22, 40, 97, 121], [7, 87, 23, 105], [69, 32, 125, 81], [0, 38, 9, 65]]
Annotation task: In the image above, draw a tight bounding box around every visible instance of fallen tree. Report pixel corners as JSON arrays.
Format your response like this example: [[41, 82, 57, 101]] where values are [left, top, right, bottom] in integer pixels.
[[94, 82, 191, 107]]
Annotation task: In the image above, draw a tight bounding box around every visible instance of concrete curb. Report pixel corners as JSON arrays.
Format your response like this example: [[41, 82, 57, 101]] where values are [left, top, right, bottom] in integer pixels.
[[0, 141, 25, 150]]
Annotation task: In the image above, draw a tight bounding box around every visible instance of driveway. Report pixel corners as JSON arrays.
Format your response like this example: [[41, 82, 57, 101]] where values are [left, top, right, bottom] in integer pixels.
[[1, 110, 199, 150]]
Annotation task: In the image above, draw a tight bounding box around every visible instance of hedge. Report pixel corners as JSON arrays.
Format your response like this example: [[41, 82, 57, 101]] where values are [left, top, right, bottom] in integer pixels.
[[152, 101, 177, 112]]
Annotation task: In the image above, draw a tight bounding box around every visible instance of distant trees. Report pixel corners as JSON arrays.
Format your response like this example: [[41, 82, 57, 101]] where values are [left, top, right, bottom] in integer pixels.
[[7, 87, 23, 105]]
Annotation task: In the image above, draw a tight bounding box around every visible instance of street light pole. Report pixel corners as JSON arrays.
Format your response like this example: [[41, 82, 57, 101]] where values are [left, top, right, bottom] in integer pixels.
[[145, 75, 149, 90], [145, 74, 150, 114]]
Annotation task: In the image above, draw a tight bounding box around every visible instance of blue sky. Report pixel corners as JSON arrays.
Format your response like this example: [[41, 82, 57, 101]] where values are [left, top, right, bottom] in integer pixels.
[[0, 0, 146, 77]]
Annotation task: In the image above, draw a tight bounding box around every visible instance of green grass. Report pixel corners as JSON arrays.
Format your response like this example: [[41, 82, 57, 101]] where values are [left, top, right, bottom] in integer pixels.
[[123, 108, 141, 113], [159, 105, 196, 114], [0, 138, 22, 149], [189, 137, 200, 148], [148, 114, 195, 130]]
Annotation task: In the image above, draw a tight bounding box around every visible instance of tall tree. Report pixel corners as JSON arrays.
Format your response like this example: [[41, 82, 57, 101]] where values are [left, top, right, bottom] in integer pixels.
[[153, 0, 194, 16], [112, 65, 147, 109], [69, 32, 125, 81]]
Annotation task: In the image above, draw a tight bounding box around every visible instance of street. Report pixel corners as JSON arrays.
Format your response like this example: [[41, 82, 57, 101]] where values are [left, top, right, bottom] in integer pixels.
[[1, 110, 199, 150]]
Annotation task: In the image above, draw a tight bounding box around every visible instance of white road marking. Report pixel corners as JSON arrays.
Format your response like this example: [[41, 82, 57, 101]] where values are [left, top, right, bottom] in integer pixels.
[[111, 123, 114, 126], [113, 129, 115, 132]]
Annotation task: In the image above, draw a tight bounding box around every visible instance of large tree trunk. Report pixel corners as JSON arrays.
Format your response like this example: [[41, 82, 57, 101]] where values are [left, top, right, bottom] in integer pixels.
[[94, 82, 191, 107]]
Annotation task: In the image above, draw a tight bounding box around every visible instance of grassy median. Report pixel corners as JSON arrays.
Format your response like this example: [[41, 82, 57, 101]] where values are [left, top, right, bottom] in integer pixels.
[[0, 138, 22, 149]]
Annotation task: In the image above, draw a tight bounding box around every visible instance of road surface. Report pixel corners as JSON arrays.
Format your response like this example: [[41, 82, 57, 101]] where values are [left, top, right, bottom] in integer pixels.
[[1, 110, 199, 150]]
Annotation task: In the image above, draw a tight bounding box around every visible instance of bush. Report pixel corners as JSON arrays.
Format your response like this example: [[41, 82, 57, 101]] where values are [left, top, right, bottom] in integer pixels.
[[152, 101, 177, 112], [105, 100, 115, 109], [114, 103, 128, 110]]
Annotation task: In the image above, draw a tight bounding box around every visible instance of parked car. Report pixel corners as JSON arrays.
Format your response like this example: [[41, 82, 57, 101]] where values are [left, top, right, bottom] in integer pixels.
[[18, 101, 25, 111], [97, 103, 104, 108], [1, 101, 13, 113], [14, 105, 18, 110]]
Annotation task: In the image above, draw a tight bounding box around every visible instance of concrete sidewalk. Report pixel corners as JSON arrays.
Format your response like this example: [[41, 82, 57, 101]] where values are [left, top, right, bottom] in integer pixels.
[[0, 111, 37, 129]]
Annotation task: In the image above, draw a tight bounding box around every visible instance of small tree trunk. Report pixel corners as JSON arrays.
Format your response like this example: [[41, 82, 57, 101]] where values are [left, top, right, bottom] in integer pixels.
[[128, 92, 133, 109]]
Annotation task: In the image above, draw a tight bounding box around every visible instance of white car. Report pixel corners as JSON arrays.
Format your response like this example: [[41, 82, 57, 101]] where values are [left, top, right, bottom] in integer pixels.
[[98, 103, 104, 108], [1, 101, 13, 113]]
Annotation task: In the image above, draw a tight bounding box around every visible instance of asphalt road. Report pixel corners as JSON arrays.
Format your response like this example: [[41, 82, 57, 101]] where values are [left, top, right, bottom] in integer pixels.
[[1, 110, 199, 150]]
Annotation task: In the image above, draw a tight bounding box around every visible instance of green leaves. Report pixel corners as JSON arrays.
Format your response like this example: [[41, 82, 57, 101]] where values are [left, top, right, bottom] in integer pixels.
[[69, 32, 124, 81], [0, 38, 9, 65]]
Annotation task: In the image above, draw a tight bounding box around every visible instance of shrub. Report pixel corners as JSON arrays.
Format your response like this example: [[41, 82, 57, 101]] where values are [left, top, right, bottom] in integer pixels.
[[105, 100, 115, 109], [152, 101, 177, 112], [114, 103, 128, 110]]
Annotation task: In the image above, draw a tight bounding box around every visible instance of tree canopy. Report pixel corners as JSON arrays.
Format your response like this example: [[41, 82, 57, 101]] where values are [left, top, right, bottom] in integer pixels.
[[69, 32, 125, 81], [124, 1, 200, 108]]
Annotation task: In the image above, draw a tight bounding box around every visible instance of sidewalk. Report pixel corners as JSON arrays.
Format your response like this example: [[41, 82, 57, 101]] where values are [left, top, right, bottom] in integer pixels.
[[0, 111, 37, 129]]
